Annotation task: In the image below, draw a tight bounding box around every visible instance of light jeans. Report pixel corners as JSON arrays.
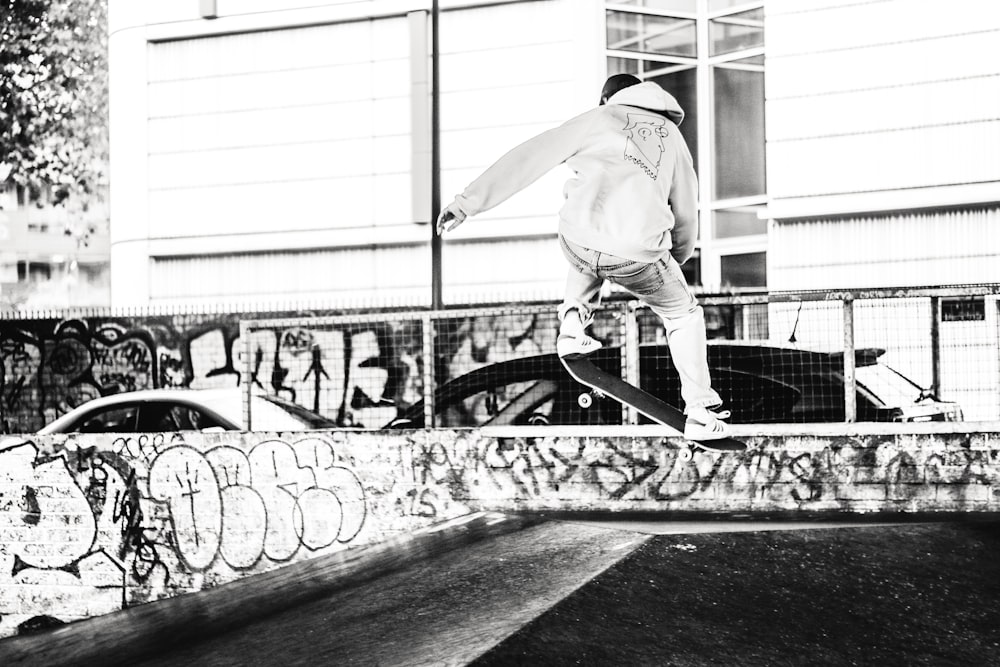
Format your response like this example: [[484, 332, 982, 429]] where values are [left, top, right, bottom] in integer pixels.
[[558, 235, 722, 412]]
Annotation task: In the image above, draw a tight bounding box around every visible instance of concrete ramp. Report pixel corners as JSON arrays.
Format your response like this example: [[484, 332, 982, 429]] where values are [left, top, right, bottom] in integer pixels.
[[0, 513, 649, 667]]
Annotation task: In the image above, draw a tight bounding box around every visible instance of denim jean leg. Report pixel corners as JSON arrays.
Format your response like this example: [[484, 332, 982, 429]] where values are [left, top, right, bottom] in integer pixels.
[[638, 257, 722, 412], [559, 237, 604, 322]]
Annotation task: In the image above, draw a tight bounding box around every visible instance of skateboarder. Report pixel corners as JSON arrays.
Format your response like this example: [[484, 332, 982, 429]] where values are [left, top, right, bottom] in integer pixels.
[[437, 74, 729, 440]]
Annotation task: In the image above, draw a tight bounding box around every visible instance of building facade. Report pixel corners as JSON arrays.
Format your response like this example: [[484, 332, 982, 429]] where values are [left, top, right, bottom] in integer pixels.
[[0, 181, 110, 310], [107, 0, 1000, 308]]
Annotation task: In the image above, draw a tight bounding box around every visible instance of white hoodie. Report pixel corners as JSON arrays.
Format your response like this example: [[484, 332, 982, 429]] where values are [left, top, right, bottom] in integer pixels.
[[451, 82, 698, 264]]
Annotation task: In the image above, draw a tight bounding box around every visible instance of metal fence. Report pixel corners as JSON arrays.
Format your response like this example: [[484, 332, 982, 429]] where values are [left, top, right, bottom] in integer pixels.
[[239, 284, 1000, 429]]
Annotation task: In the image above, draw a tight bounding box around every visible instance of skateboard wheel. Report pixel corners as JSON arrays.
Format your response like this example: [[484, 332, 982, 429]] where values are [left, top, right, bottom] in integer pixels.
[[678, 446, 693, 462], [577, 393, 593, 409]]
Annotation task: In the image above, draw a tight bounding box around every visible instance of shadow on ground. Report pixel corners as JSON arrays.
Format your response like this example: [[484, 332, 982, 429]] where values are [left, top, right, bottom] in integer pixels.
[[474, 521, 1000, 666]]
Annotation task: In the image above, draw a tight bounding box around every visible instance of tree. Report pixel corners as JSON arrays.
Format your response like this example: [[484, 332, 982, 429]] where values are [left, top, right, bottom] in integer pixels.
[[0, 0, 108, 210]]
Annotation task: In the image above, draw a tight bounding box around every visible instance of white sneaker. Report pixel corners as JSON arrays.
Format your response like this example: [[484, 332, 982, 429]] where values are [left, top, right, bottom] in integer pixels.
[[557, 308, 602, 358], [684, 406, 730, 441], [557, 333, 603, 358]]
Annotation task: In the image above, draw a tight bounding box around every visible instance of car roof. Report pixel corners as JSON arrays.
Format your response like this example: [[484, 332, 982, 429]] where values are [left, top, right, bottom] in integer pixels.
[[37, 388, 250, 434]]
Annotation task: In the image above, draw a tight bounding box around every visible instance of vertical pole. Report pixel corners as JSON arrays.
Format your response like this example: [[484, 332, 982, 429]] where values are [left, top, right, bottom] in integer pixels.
[[623, 302, 640, 425], [843, 297, 856, 423], [430, 0, 443, 309], [409, 11, 430, 225], [929, 296, 941, 398], [422, 313, 436, 427]]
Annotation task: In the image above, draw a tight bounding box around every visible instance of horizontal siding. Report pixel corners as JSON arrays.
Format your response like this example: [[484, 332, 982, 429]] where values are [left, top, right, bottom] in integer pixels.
[[768, 207, 1000, 290], [146, 17, 411, 241], [767, 75, 1000, 142], [150, 245, 431, 304], [765, 1, 1000, 200], [148, 236, 568, 306], [147, 19, 409, 81], [767, 0, 1000, 57], [443, 236, 566, 304], [139, 0, 586, 304], [438, 0, 583, 232], [767, 120, 1000, 198]]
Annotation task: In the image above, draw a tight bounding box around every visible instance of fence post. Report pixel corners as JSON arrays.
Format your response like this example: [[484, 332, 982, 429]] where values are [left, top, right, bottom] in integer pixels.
[[842, 296, 856, 423], [929, 296, 941, 398], [423, 312, 436, 427], [239, 319, 253, 430], [623, 302, 640, 425]]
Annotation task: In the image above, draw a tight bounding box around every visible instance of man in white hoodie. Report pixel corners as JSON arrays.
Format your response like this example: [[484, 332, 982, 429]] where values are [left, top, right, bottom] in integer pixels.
[[437, 74, 728, 440]]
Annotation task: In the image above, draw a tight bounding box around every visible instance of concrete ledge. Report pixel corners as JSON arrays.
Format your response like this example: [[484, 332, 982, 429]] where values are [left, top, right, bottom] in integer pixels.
[[481, 422, 1000, 438], [0, 511, 538, 667]]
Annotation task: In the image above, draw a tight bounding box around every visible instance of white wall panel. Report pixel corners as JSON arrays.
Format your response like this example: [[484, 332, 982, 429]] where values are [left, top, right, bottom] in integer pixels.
[[149, 138, 374, 189], [148, 178, 376, 237], [438, 0, 584, 241], [442, 237, 566, 304], [766, 1, 1000, 205], [147, 21, 402, 81], [147, 64, 379, 117], [767, 76, 1000, 142], [766, 31, 1000, 100], [768, 120, 1000, 198], [441, 81, 576, 131], [767, 0, 1000, 56], [149, 244, 431, 304], [114, 0, 601, 305], [148, 102, 377, 153]]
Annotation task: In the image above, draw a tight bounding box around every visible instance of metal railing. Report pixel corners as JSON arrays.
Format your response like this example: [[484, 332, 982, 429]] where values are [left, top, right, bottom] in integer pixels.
[[239, 284, 1000, 429]]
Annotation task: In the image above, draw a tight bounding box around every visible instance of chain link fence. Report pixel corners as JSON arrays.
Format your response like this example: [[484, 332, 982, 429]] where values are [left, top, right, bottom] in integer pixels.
[[239, 284, 1000, 428]]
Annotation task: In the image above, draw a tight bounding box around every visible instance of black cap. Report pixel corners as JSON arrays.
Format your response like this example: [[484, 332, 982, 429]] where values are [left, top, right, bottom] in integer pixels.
[[599, 74, 641, 105]]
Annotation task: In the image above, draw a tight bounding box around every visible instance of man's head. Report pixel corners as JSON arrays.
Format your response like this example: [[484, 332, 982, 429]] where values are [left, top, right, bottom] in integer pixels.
[[599, 73, 642, 105]]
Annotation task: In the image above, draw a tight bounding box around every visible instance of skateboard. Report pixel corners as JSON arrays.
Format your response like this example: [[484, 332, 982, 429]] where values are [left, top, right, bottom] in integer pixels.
[[559, 355, 747, 457]]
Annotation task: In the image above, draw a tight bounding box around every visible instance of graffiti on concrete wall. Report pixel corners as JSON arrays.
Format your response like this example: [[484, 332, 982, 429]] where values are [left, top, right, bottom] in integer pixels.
[[463, 434, 999, 508], [0, 433, 370, 637], [0, 428, 997, 638]]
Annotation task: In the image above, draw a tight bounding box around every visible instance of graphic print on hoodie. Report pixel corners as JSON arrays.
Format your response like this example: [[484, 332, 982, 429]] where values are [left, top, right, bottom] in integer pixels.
[[623, 112, 668, 180]]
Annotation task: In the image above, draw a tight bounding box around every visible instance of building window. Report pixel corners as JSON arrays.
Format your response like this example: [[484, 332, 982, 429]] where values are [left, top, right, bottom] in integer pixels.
[[720, 251, 765, 287], [709, 6, 764, 56], [712, 65, 765, 200], [606, 0, 766, 290], [17, 261, 52, 283], [606, 10, 697, 57]]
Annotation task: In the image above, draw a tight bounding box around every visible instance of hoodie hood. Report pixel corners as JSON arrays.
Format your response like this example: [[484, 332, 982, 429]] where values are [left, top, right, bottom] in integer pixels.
[[606, 81, 685, 126]]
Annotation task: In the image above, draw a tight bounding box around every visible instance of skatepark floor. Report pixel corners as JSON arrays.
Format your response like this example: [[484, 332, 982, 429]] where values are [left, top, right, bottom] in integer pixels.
[[2, 514, 999, 666]]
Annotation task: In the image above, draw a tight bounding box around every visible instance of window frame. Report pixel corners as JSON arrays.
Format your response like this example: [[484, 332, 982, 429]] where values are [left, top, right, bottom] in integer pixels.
[[604, 0, 767, 290]]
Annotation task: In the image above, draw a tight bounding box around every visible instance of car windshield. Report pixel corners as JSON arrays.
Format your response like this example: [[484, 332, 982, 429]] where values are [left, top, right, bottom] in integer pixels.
[[257, 395, 338, 430], [197, 392, 337, 431], [855, 364, 922, 407]]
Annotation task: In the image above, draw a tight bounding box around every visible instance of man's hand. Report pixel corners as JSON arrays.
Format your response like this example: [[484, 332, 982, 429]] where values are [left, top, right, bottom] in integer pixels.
[[436, 201, 467, 235]]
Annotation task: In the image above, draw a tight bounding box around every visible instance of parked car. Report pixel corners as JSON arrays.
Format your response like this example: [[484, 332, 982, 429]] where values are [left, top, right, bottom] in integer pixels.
[[386, 342, 963, 428], [37, 388, 337, 434]]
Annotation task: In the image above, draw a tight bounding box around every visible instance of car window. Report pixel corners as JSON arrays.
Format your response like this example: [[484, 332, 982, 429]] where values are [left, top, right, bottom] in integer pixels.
[[259, 396, 337, 429], [855, 364, 922, 407], [440, 377, 623, 428], [440, 379, 541, 427], [484, 380, 560, 426], [250, 396, 335, 431], [76, 405, 140, 433], [137, 402, 228, 432]]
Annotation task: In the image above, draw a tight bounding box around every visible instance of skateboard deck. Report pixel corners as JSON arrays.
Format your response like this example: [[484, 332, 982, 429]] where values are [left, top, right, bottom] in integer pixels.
[[560, 355, 746, 453]]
